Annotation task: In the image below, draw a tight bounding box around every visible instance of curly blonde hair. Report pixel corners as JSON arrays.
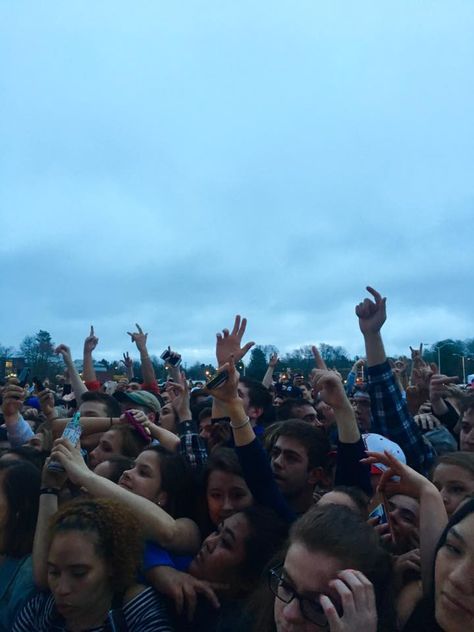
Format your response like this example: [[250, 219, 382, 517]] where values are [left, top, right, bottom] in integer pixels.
[[49, 498, 142, 592]]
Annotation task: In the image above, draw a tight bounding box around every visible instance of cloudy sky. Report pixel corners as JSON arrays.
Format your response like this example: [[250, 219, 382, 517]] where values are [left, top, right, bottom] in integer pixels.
[[1, 1, 473, 366]]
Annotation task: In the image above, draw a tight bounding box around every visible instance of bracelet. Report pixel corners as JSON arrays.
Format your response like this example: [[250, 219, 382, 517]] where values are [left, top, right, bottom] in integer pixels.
[[40, 487, 60, 496], [230, 416, 250, 430]]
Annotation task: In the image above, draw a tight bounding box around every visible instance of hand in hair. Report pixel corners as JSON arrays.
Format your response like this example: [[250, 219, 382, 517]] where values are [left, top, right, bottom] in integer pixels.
[[215, 314, 254, 367], [320, 569, 377, 632]]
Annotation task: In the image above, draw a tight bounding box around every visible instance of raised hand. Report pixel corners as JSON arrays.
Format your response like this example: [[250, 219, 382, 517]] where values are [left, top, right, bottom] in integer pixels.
[[311, 345, 328, 370], [49, 438, 89, 486], [38, 388, 56, 419], [269, 352, 279, 368], [361, 450, 434, 498], [1, 382, 25, 419], [311, 369, 348, 410], [166, 373, 192, 420], [215, 315, 254, 367], [127, 323, 148, 352], [121, 351, 133, 368], [84, 325, 99, 353], [205, 358, 240, 404], [54, 344, 73, 365], [429, 374, 459, 402], [355, 286, 387, 335]]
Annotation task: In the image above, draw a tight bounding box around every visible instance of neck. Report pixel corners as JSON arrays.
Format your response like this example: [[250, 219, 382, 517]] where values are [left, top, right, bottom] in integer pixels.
[[63, 590, 113, 632], [286, 487, 315, 514]]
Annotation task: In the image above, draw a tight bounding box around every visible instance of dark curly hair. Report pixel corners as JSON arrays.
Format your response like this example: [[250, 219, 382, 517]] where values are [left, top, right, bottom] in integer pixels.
[[49, 498, 142, 592]]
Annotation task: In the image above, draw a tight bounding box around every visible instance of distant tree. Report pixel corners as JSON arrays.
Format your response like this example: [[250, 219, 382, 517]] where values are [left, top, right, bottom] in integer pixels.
[[20, 330, 60, 380], [0, 344, 14, 359], [246, 346, 268, 380]]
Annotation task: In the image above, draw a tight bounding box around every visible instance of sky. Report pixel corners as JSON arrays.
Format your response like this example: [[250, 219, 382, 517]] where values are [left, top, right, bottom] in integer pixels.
[[1, 1, 473, 366]]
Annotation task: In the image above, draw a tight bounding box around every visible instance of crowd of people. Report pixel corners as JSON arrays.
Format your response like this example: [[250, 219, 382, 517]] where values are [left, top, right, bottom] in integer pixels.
[[0, 286, 473, 631]]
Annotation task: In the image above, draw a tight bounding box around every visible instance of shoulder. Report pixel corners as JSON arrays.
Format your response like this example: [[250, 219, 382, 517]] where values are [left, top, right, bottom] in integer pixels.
[[12, 592, 56, 631], [123, 585, 172, 631]]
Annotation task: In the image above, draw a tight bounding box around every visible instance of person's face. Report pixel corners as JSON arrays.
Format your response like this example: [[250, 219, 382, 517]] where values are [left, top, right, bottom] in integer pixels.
[[433, 464, 474, 517], [274, 542, 345, 632], [158, 403, 176, 432], [460, 408, 474, 452], [47, 531, 112, 626], [118, 450, 164, 504], [188, 513, 251, 585], [299, 385, 313, 402], [79, 401, 109, 419], [434, 513, 474, 632], [292, 404, 320, 426], [387, 494, 420, 553], [93, 460, 115, 480], [351, 396, 371, 432], [271, 436, 317, 499], [89, 430, 123, 469], [273, 396, 284, 407], [126, 382, 141, 392], [237, 382, 262, 421], [199, 416, 212, 441], [206, 469, 253, 526]]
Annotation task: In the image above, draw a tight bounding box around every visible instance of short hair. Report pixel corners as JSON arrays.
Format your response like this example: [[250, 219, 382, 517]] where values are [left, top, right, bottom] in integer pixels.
[[80, 391, 121, 417], [318, 485, 370, 519], [264, 419, 331, 471], [204, 447, 244, 487], [239, 377, 275, 425], [2, 446, 48, 470], [110, 423, 150, 459], [460, 392, 474, 415], [435, 451, 474, 478], [276, 398, 313, 422], [99, 455, 135, 484], [49, 498, 142, 593], [0, 460, 40, 557]]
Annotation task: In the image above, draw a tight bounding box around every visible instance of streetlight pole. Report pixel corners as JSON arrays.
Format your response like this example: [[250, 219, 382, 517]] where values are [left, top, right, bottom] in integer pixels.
[[424, 342, 451, 374], [453, 354, 474, 384]]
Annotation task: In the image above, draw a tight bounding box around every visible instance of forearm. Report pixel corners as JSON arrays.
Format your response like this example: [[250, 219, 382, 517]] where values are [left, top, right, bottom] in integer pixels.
[[51, 416, 116, 439], [149, 423, 180, 452], [363, 332, 386, 367], [419, 485, 448, 596], [125, 363, 134, 380], [82, 349, 97, 383], [262, 366, 274, 389], [33, 494, 58, 588], [430, 396, 449, 417], [139, 348, 156, 385], [65, 357, 88, 401], [333, 401, 360, 444], [226, 398, 256, 446]]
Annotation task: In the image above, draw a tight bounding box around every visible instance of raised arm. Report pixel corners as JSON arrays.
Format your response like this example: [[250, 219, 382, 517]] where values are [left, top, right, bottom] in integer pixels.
[[82, 326, 99, 385], [1, 381, 34, 446], [262, 352, 279, 389], [121, 352, 135, 380], [355, 287, 435, 475], [50, 438, 201, 554], [54, 344, 88, 402], [128, 323, 157, 388]]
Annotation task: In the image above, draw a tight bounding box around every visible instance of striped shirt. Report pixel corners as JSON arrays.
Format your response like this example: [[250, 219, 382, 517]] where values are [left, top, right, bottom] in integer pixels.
[[12, 586, 173, 632]]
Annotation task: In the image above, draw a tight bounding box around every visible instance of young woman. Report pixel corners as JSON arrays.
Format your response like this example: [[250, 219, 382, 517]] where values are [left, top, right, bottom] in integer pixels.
[[403, 497, 474, 632], [266, 504, 394, 632], [431, 452, 474, 517], [203, 447, 254, 529], [0, 461, 40, 631], [147, 505, 289, 629], [13, 498, 172, 632]]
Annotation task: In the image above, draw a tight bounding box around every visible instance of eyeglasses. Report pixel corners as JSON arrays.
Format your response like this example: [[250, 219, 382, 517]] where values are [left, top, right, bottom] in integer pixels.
[[268, 564, 328, 628]]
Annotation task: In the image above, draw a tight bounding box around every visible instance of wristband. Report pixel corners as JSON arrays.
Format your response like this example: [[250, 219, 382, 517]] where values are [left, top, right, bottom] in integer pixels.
[[230, 417, 250, 430], [40, 487, 60, 496]]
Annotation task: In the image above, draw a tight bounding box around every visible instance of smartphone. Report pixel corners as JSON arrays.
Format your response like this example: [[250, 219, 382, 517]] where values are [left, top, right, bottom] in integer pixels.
[[206, 370, 229, 390], [160, 347, 182, 367], [369, 503, 389, 525], [18, 368, 30, 387]]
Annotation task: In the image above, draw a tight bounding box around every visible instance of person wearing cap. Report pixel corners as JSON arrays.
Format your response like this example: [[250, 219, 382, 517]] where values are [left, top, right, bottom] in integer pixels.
[[114, 389, 162, 424]]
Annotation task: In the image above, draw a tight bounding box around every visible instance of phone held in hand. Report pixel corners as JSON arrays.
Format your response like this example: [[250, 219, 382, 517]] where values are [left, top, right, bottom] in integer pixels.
[[47, 412, 82, 472], [160, 347, 182, 367], [206, 370, 229, 390], [17, 367, 30, 387], [369, 503, 389, 525]]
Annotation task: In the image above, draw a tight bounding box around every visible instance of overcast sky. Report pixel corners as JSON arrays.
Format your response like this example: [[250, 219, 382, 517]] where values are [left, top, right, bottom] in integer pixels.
[[1, 1, 473, 366]]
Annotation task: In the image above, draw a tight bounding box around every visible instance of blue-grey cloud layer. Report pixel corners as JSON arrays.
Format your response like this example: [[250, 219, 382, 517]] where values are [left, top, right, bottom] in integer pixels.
[[1, 1, 473, 363]]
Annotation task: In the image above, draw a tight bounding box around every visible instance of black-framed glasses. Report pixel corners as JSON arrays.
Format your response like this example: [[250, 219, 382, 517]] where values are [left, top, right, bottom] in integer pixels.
[[268, 564, 328, 628]]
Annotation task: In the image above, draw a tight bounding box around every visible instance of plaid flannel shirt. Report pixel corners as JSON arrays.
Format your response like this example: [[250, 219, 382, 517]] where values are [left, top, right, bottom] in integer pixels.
[[178, 419, 208, 472], [367, 361, 435, 476]]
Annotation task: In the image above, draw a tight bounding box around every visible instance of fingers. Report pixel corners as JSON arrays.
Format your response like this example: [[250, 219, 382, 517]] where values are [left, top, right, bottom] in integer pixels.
[[183, 583, 197, 621], [366, 286, 382, 303], [311, 345, 328, 370], [135, 323, 143, 334], [319, 594, 341, 629], [90, 325, 94, 336], [231, 315, 241, 337], [240, 341, 255, 357]]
